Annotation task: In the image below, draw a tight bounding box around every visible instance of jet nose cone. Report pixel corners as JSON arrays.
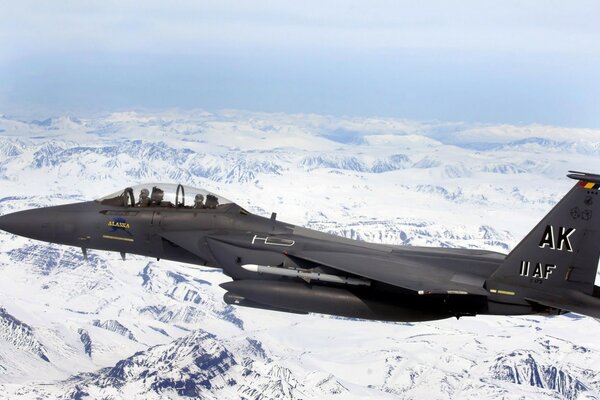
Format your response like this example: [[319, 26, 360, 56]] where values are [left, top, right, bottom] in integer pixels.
[[0, 209, 56, 241], [0, 212, 21, 235], [0, 203, 94, 244]]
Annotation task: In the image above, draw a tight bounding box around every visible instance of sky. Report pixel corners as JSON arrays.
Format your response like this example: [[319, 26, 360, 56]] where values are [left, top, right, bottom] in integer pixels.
[[1, 0, 600, 128]]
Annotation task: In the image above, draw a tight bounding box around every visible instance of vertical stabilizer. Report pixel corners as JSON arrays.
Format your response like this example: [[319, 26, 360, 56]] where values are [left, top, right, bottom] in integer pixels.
[[488, 171, 600, 295]]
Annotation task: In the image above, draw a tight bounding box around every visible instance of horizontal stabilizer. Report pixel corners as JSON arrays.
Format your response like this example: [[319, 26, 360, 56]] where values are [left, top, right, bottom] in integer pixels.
[[526, 288, 600, 319]]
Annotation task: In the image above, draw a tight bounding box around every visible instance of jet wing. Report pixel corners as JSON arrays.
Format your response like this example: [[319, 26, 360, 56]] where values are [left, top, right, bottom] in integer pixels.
[[526, 289, 600, 319], [160, 231, 493, 297], [288, 250, 491, 296]]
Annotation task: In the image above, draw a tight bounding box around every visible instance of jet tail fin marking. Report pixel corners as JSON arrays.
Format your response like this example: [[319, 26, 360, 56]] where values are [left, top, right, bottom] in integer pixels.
[[489, 172, 600, 301]]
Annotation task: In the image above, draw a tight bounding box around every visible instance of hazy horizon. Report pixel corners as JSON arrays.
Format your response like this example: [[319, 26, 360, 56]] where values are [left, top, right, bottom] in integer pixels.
[[2, 1, 600, 128]]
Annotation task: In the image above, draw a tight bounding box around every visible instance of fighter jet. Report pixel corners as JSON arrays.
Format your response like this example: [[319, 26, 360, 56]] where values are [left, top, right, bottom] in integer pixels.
[[0, 171, 599, 321]]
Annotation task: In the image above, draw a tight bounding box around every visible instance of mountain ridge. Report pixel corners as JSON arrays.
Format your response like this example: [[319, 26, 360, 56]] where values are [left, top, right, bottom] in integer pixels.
[[0, 111, 599, 399]]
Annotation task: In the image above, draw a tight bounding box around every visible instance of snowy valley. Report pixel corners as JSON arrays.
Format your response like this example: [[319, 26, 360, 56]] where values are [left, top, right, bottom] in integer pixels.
[[0, 110, 599, 399]]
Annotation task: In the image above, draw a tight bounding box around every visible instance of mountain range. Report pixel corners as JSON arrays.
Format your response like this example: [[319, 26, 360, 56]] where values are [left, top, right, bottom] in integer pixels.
[[0, 110, 599, 399]]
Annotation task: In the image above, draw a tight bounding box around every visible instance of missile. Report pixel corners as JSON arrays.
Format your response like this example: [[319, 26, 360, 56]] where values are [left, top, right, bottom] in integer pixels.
[[241, 264, 371, 286]]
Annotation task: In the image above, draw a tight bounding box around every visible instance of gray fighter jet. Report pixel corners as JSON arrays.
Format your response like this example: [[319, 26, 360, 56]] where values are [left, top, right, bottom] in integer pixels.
[[1, 171, 599, 321]]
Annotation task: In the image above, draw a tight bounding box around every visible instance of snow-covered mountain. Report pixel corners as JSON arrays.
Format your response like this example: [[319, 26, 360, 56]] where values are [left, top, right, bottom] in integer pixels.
[[0, 110, 599, 399]]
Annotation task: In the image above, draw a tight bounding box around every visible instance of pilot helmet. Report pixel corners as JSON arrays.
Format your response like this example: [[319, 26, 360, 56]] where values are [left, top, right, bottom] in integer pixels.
[[140, 188, 149, 197]]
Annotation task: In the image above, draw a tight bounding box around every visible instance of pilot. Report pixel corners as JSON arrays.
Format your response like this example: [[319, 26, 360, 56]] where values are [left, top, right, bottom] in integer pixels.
[[137, 188, 150, 207], [205, 194, 219, 209], [150, 187, 164, 206], [193, 194, 205, 209]]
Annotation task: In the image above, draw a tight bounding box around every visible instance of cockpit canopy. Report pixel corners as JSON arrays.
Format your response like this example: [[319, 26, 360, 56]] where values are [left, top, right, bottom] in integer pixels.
[[97, 183, 234, 209]]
